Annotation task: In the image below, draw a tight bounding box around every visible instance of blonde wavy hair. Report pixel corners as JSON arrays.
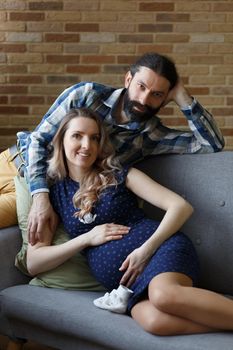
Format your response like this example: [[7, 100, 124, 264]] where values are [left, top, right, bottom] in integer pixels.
[[47, 108, 121, 219]]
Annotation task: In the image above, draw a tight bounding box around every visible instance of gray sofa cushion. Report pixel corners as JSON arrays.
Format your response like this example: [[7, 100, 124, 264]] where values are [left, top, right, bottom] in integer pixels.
[[2, 285, 233, 350]]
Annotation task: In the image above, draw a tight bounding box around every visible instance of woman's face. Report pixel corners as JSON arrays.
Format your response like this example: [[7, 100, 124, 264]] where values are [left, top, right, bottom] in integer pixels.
[[63, 116, 100, 180]]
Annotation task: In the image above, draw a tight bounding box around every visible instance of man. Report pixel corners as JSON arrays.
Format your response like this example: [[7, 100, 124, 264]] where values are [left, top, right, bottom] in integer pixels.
[[0, 52, 224, 240]]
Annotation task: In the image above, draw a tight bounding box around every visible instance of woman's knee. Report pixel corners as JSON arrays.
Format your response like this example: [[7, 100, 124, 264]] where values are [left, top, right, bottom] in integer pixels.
[[149, 281, 184, 315], [150, 286, 176, 312], [149, 273, 192, 313]]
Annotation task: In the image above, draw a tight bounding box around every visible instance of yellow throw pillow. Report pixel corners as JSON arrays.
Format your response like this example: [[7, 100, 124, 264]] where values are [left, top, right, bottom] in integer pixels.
[[14, 175, 106, 291]]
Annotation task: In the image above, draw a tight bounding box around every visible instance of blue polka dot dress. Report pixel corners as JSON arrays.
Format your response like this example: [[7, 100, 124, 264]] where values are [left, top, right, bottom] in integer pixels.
[[50, 167, 199, 312]]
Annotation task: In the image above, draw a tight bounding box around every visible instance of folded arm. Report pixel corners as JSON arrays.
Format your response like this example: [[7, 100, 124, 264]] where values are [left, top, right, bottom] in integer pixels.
[[148, 80, 224, 155]]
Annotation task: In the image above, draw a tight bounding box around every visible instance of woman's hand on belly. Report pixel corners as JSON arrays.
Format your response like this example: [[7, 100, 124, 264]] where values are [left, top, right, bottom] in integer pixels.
[[86, 223, 130, 246]]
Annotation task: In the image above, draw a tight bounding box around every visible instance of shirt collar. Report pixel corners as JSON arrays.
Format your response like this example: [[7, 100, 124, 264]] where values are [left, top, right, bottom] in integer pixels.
[[103, 87, 124, 108]]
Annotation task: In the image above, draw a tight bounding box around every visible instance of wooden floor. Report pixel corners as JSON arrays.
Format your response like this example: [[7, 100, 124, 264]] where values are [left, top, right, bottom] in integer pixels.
[[0, 335, 54, 350]]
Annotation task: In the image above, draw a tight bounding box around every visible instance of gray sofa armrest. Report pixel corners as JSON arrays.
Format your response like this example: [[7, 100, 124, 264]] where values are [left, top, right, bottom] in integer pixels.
[[0, 226, 30, 291]]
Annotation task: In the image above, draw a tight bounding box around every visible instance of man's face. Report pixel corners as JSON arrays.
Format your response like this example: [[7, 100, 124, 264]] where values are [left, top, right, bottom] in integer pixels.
[[123, 66, 171, 122]]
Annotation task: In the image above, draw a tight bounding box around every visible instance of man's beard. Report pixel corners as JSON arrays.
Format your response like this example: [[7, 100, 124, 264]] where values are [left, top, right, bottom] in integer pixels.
[[122, 89, 162, 122]]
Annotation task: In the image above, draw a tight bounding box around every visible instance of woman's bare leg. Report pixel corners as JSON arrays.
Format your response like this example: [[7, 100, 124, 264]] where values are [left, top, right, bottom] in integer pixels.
[[147, 272, 233, 332], [131, 299, 214, 335]]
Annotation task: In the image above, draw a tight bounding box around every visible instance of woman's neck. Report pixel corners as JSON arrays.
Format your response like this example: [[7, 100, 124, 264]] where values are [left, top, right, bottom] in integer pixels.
[[68, 168, 87, 182]]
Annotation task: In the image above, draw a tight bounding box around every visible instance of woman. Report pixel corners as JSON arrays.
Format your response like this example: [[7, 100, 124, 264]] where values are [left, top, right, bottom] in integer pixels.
[[26, 108, 233, 336]]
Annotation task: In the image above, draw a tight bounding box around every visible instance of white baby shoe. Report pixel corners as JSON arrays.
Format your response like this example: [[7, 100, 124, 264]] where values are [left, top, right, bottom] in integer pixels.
[[93, 285, 134, 314]]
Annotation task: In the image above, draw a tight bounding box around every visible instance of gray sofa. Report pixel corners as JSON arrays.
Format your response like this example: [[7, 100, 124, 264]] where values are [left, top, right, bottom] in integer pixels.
[[1, 152, 233, 350]]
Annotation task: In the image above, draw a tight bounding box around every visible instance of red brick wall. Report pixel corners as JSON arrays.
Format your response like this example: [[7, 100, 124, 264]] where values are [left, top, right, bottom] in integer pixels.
[[1, 0, 233, 151]]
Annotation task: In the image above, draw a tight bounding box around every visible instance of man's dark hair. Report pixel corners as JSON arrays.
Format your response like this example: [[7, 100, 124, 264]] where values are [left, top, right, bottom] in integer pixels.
[[130, 52, 178, 90]]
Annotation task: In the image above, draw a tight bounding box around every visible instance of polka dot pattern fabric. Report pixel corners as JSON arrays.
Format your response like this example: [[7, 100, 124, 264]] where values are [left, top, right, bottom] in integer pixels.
[[50, 168, 199, 311]]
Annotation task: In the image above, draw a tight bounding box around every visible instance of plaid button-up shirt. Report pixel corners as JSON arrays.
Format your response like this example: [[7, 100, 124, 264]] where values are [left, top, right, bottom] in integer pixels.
[[17, 82, 224, 195]]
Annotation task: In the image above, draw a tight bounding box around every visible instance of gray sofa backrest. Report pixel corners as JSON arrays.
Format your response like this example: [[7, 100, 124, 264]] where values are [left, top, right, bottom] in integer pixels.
[[136, 151, 233, 295], [0, 226, 30, 290]]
